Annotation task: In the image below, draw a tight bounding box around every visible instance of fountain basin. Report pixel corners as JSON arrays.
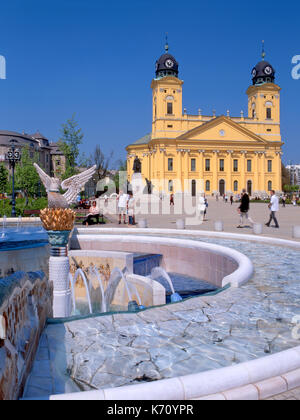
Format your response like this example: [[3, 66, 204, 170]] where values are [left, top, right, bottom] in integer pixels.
[[71, 234, 253, 289]]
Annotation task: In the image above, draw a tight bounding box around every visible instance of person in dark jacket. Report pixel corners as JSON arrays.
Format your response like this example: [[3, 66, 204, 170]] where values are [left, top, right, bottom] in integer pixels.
[[237, 189, 255, 228]]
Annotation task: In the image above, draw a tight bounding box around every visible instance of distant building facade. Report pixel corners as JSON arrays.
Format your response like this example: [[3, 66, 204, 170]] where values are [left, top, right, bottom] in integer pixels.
[[286, 165, 300, 186], [0, 130, 65, 176]]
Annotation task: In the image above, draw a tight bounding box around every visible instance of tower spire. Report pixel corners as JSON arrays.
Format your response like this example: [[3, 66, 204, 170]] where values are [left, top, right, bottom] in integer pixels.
[[165, 33, 169, 53], [261, 40, 266, 61]]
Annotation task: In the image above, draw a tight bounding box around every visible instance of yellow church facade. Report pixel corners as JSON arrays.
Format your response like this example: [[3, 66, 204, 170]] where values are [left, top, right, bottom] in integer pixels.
[[126, 46, 283, 197]]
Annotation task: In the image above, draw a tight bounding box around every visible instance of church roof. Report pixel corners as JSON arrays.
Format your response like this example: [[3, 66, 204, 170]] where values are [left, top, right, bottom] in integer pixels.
[[130, 133, 151, 146]]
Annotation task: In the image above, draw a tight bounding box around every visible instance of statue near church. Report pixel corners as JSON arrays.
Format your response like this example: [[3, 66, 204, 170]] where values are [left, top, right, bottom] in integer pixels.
[[133, 157, 142, 173]]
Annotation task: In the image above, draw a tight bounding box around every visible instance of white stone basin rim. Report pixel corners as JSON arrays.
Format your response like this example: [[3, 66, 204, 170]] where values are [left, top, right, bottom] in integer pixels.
[[75, 227, 300, 249], [48, 345, 300, 400], [72, 234, 253, 288]]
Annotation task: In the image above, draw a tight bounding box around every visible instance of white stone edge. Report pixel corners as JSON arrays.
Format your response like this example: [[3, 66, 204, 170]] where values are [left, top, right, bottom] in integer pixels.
[[74, 227, 300, 249], [49, 347, 300, 400], [73, 234, 254, 288]]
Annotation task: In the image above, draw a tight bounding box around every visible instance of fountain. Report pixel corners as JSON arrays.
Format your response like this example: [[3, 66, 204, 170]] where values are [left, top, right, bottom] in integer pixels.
[[104, 267, 143, 312], [1, 215, 7, 238], [89, 266, 107, 313], [150, 267, 183, 303], [69, 269, 93, 315], [68, 264, 146, 316]]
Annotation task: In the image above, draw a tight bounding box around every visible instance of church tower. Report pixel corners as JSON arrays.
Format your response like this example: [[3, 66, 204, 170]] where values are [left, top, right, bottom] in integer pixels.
[[246, 42, 281, 133], [151, 39, 183, 139]]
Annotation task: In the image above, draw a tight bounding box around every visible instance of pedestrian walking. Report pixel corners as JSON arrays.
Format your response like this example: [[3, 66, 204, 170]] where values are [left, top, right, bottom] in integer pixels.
[[127, 192, 135, 226], [282, 194, 286, 208], [230, 195, 234, 205], [237, 189, 255, 228], [117, 190, 129, 224], [265, 190, 279, 228], [170, 193, 174, 206]]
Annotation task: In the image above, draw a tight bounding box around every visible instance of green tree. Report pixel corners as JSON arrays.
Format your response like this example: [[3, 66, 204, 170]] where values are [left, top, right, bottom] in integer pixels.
[[282, 163, 291, 187], [58, 114, 83, 179], [15, 147, 45, 203], [0, 164, 8, 193]]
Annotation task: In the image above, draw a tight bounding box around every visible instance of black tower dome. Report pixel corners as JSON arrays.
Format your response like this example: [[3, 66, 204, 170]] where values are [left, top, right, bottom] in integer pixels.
[[251, 41, 275, 86], [155, 38, 179, 79]]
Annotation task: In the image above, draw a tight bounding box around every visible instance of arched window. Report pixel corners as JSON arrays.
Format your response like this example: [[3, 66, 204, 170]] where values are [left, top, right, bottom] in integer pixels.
[[219, 179, 225, 195], [268, 180, 272, 191], [205, 180, 210, 192], [234, 180, 238, 192], [191, 180, 196, 197], [247, 180, 252, 196]]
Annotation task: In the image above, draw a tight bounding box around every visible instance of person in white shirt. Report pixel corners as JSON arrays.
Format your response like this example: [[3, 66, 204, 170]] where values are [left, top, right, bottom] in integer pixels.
[[265, 190, 279, 228], [127, 192, 135, 226], [117, 190, 129, 224]]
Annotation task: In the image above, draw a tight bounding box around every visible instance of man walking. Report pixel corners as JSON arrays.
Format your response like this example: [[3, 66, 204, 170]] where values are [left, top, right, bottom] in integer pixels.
[[117, 190, 129, 225], [265, 190, 279, 228], [237, 189, 254, 228]]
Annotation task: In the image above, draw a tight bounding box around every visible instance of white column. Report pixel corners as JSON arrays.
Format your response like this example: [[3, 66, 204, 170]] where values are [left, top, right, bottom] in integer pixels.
[[49, 256, 72, 318]]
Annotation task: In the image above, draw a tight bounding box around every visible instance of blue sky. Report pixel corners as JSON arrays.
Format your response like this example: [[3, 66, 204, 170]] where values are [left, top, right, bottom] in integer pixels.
[[0, 0, 299, 165]]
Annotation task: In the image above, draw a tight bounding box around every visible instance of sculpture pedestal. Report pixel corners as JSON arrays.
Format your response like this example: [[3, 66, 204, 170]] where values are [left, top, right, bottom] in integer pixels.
[[46, 229, 73, 318], [49, 256, 72, 318]]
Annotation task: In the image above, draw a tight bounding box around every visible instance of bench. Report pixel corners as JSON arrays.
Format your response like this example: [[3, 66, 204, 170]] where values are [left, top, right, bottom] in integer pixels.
[[23, 209, 40, 217], [75, 209, 104, 225]]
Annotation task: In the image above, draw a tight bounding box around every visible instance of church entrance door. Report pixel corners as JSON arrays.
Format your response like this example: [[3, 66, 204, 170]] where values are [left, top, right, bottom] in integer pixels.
[[219, 179, 225, 196]]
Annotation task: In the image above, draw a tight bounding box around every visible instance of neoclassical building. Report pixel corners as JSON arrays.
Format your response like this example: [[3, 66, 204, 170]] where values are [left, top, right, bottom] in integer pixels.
[[0, 130, 66, 177], [126, 44, 283, 196]]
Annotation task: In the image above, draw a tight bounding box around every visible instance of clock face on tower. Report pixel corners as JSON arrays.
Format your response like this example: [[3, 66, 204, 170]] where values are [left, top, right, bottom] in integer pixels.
[[252, 68, 257, 78], [264, 66, 272, 75], [165, 59, 174, 69]]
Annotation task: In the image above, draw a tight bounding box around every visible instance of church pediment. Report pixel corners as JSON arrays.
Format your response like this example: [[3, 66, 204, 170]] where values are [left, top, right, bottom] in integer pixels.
[[176, 116, 268, 145]]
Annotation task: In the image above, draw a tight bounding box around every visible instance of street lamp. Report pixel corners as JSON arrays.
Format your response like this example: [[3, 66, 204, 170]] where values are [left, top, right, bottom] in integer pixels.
[[5, 139, 21, 217]]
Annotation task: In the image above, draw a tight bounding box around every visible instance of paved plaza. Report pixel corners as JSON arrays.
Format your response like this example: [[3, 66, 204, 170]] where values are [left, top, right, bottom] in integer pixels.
[[98, 197, 300, 242]]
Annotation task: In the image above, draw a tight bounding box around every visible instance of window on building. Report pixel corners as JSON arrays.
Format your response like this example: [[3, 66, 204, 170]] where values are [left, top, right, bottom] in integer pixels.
[[168, 158, 173, 171], [247, 159, 252, 172], [219, 159, 224, 172], [205, 159, 210, 171], [56, 160, 61, 166], [168, 180, 173, 192], [233, 159, 238, 172], [268, 160, 272, 172], [167, 102, 173, 115], [205, 180, 210, 191], [268, 180, 272, 191], [191, 158, 196, 172], [167, 125, 173, 128], [266, 108, 272, 119], [234, 180, 238, 192]]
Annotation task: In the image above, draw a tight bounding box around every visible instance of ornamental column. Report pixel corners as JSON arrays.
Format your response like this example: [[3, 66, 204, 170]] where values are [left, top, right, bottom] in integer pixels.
[[254, 152, 259, 193], [198, 150, 205, 192], [240, 151, 247, 191], [260, 152, 266, 193], [212, 150, 219, 194], [176, 149, 183, 193], [227, 150, 233, 193], [160, 148, 166, 192]]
